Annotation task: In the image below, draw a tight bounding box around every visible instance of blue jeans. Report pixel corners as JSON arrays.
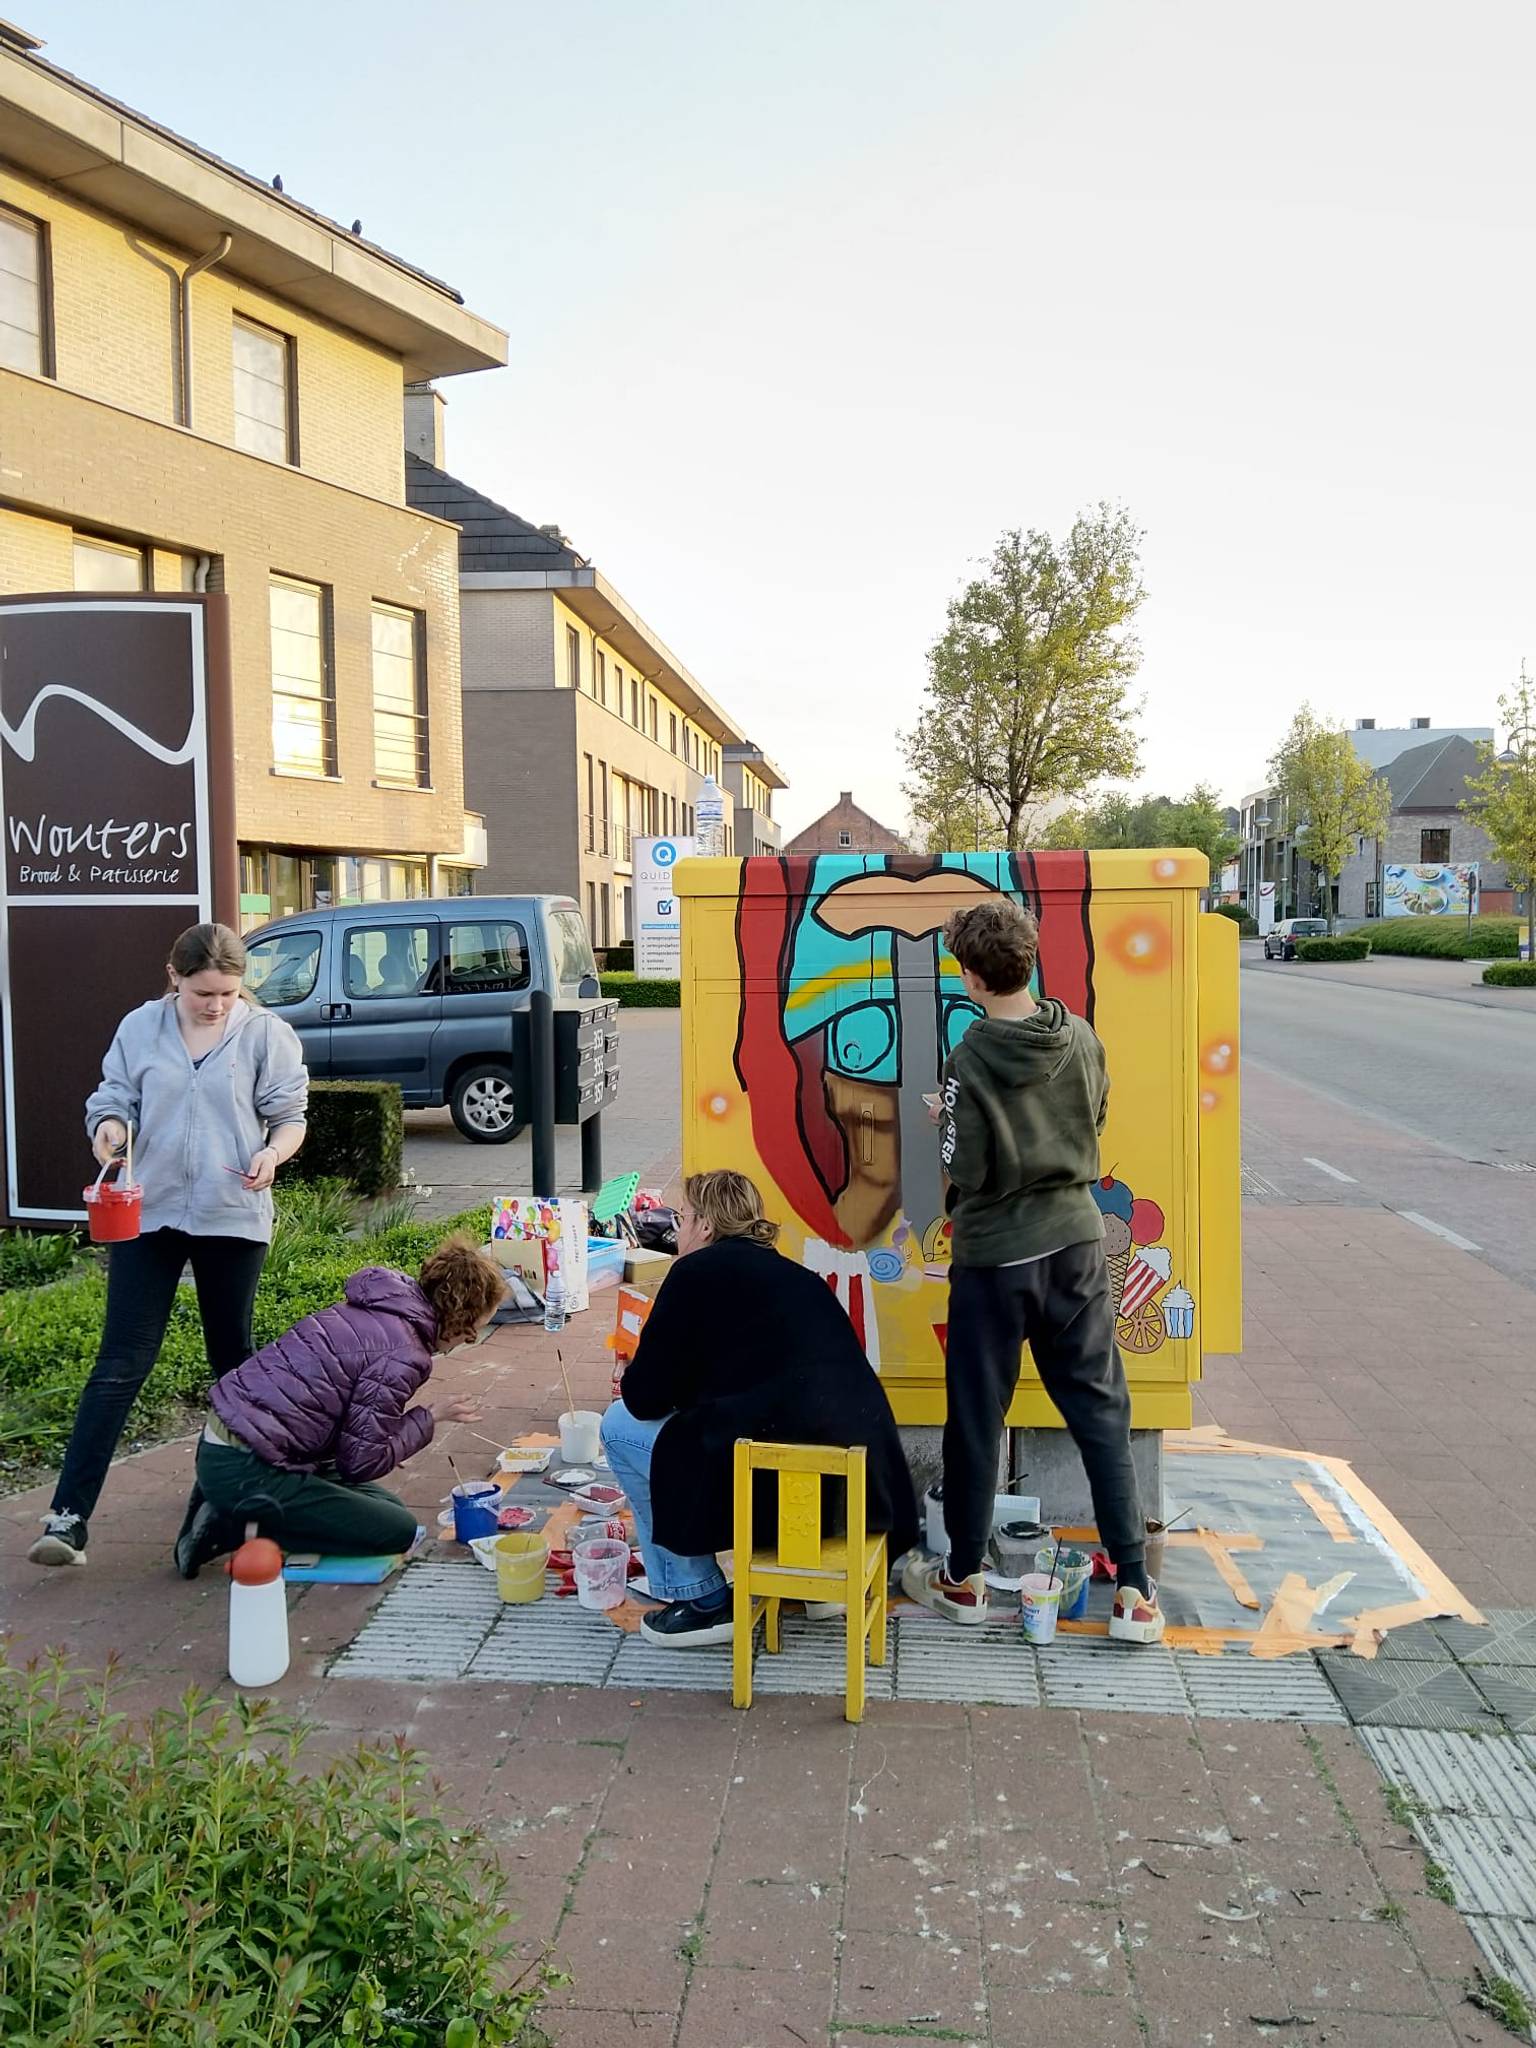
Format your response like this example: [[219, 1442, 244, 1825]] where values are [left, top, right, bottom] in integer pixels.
[[600, 1400, 728, 1605]]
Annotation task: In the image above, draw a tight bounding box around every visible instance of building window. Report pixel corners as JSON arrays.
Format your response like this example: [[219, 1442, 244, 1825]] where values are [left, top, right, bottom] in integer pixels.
[[1420, 827, 1451, 864], [598, 760, 609, 854], [567, 624, 582, 690], [583, 753, 595, 851], [669, 712, 678, 754], [839, 830, 852, 847], [595, 648, 606, 705], [649, 699, 659, 741], [334, 856, 428, 905], [72, 534, 144, 591], [1365, 881, 1379, 917], [0, 204, 48, 376], [438, 866, 474, 897], [600, 883, 612, 948], [269, 575, 335, 777], [631, 675, 641, 725], [586, 880, 597, 935], [232, 315, 295, 464], [370, 602, 428, 787]]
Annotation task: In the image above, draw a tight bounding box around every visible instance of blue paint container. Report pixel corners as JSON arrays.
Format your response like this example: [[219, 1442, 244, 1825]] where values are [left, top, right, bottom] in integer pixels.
[[451, 1481, 501, 1544]]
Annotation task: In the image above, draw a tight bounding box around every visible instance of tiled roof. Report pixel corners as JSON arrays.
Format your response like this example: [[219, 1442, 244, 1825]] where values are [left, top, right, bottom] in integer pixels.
[[1380, 733, 1484, 810], [405, 454, 588, 575]]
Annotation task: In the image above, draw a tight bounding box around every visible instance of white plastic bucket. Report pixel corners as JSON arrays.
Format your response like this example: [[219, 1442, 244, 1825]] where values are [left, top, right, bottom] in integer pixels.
[[572, 1536, 630, 1610]]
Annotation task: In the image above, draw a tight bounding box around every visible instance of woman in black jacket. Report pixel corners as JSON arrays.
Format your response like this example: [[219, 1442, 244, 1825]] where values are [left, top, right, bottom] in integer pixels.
[[601, 1169, 919, 1648]]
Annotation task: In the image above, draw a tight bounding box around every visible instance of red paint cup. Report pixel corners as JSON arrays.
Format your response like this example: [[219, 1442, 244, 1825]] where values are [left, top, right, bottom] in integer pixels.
[[83, 1178, 143, 1243]]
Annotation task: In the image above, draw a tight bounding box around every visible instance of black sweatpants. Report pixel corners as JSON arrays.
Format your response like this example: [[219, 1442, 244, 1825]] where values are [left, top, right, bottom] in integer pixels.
[[942, 1241, 1146, 1581], [52, 1228, 267, 1524]]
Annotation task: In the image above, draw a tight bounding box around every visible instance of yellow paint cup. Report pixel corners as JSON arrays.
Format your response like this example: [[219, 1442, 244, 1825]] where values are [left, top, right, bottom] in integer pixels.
[[493, 1531, 548, 1604]]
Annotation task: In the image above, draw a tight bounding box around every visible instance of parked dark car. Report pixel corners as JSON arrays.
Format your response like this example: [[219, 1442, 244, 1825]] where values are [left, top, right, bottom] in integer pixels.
[[1263, 917, 1329, 961], [244, 895, 611, 1142]]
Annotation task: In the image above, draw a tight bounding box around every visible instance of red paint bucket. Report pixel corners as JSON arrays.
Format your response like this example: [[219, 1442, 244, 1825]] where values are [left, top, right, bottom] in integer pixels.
[[83, 1177, 143, 1243]]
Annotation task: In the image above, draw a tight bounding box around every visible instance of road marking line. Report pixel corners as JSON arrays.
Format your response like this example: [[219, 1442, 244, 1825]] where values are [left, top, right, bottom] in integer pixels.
[[1304, 1156, 1357, 1184], [1396, 1210, 1481, 1254]]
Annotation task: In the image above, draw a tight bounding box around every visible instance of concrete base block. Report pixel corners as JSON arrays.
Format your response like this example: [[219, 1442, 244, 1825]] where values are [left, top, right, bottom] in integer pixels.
[[898, 1426, 1162, 1544]]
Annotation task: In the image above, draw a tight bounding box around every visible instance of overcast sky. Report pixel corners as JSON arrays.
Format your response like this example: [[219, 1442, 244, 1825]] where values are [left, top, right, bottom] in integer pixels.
[[29, 0, 1535, 835]]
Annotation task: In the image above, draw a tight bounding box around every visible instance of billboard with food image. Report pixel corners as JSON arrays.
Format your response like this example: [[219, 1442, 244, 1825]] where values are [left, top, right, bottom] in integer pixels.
[[1382, 863, 1478, 917]]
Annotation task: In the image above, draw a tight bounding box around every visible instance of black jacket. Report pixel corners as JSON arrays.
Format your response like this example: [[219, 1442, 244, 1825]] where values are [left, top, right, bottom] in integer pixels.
[[620, 1237, 920, 1562]]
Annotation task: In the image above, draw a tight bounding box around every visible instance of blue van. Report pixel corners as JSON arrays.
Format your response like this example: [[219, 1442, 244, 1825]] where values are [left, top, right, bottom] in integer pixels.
[[243, 895, 607, 1142]]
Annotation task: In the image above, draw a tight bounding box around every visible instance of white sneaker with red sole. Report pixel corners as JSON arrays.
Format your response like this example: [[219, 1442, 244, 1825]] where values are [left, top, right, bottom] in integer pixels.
[[901, 1553, 989, 1625], [1109, 1579, 1165, 1645]]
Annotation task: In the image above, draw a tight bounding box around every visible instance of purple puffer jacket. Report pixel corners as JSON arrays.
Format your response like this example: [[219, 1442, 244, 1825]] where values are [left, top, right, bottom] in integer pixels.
[[210, 1267, 439, 1483]]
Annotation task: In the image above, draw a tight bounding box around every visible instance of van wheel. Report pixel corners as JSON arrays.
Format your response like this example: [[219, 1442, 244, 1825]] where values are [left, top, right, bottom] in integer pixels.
[[450, 1066, 525, 1144]]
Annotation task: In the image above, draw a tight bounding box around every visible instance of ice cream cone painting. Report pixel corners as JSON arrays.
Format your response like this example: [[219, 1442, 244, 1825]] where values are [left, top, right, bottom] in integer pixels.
[[676, 848, 1243, 1432]]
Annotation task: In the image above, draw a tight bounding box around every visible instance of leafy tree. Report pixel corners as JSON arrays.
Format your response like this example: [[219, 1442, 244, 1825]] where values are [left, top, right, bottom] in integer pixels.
[[1268, 706, 1390, 931], [1463, 665, 1536, 962], [908, 766, 1004, 853], [1037, 784, 1238, 895], [901, 507, 1146, 850], [1166, 783, 1242, 883]]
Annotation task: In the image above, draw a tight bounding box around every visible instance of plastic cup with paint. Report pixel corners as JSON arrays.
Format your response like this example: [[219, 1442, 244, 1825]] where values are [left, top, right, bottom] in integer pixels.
[[572, 1537, 630, 1610], [493, 1531, 548, 1603], [1019, 1571, 1064, 1644], [559, 1410, 603, 1463], [571, 1518, 627, 1547], [451, 1481, 502, 1544]]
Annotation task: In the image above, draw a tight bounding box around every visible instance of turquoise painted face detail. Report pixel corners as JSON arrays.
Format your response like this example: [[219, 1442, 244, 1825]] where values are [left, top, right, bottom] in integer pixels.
[[780, 853, 1024, 1085]]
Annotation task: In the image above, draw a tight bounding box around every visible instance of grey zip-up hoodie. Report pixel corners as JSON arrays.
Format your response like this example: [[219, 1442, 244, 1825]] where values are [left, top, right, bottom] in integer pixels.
[[85, 997, 309, 1243], [938, 998, 1109, 1266]]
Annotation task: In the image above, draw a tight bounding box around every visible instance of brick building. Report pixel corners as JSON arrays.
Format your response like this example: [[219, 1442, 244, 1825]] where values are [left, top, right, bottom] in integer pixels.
[[403, 405, 787, 950], [785, 792, 908, 856], [0, 22, 507, 925], [1337, 733, 1513, 921]]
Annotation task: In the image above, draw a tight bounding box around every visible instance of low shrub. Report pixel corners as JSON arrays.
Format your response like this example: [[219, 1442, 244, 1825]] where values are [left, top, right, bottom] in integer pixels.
[[286, 1079, 404, 1197], [602, 941, 635, 972], [0, 1191, 492, 1470], [600, 972, 680, 1008], [1350, 915, 1521, 960], [0, 1227, 80, 1294], [0, 1647, 561, 2046], [1211, 904, 1259, 937], [1482, 960, 1536, 987], [1296, 937, 1372, 962]]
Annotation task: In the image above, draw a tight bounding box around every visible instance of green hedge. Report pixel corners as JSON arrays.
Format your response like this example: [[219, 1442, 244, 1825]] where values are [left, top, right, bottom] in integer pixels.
[[1211, 904, 1259, 936], [600, 972, 680, 1007], [0, 1646, 561, 2044], [285, 1079, 403, 1197], [1349, 915, 1522, 960], [602, 942, 636, 972], [1482, 960, 1536, 987], [0, 1185, 491, 1470], [1296, 937, 1372, 962]]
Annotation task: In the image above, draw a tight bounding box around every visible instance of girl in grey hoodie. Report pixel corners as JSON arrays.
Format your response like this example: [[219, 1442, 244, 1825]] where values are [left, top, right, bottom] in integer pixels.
[[28, 923, 308, 1570]]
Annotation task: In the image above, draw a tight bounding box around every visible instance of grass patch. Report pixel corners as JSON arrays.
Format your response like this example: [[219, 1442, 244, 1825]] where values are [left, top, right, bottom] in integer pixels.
[[1424, 1858, 1457, 1907], [1302, 1730, 1363, 1845], [0, 1181, 491, 1471], [1384, 1783, 1429, 1828], [1471, 1971, 1535, 2035]]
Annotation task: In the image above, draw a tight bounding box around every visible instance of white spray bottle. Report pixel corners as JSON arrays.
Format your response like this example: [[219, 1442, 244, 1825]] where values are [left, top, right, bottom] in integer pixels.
[[226, 1525, 290, 1688]]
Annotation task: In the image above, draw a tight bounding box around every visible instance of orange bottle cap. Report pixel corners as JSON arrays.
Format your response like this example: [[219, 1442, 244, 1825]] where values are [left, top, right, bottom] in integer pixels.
[[227, 1536, 284, 1585]]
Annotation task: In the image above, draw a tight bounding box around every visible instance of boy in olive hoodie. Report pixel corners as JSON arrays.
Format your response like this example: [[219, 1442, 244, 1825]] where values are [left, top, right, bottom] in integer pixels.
[[902, 898, 1163, 1644]]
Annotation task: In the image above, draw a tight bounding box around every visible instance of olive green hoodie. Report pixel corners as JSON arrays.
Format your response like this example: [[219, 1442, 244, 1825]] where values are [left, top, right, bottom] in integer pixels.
[[938, 997, 1109, 1266]]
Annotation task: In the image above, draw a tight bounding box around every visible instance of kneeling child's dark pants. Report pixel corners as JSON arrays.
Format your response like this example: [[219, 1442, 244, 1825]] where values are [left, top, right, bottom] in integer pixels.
[[196, 1436, 417, 1557]]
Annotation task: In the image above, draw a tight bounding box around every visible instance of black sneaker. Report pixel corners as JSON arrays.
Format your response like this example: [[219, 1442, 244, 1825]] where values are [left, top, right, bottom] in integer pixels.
[[638, 1597, 734, 1648], [28, 1511, 87, 1567], [174, 1500, 233, 1580]]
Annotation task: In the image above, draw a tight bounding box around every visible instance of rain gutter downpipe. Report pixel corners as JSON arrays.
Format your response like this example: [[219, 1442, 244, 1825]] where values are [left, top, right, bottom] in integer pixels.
[[180, 234, 232, 428]]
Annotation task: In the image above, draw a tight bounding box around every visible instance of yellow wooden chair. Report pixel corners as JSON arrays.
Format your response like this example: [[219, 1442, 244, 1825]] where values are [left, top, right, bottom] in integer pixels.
[[731, 1439, 889, 1724]]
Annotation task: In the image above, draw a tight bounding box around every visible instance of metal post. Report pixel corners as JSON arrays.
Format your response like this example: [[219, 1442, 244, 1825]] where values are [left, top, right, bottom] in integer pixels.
[[530, 989, 556, 1198], [581, 1112, 603, 1195]]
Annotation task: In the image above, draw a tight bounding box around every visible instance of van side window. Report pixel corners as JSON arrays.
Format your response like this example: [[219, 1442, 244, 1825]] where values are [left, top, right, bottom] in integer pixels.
[[345, 925, 432, 1000], [444, 921, 529, 996], [245, 929, 322, 1006]]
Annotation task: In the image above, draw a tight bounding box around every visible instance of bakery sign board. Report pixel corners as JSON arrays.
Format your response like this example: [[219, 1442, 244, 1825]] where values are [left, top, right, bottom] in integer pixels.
[[0, 596, 237, 1223]]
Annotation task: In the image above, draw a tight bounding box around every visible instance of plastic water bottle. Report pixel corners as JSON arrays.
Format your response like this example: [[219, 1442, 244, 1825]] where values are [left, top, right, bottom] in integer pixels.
[[226, 1532, 289, 1689], [543, 1249, 567, 1335], [695, 774, 726, 857]]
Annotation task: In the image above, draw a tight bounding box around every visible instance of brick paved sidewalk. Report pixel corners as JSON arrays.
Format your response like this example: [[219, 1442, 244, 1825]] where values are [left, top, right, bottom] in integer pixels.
[[1, 1205, 1527, 2044]]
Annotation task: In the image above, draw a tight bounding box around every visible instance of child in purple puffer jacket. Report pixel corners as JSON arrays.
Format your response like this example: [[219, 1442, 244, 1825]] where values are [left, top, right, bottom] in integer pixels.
[[173, 1233, 506, 1577]]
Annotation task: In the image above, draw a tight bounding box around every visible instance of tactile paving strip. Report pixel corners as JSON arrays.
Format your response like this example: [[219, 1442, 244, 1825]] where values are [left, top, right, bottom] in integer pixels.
[[467, 1603, 620, 1687], [606, 1635, 737, 1692], [1466, 1915, 1536, 2014], [752, 1614, 896, 1701], [1470, 1666, 1536, 1735], [1437, 1609, 1536, 1668], [329, 1563, 501, 1678], [1361, 1728, 1536, 1822], [895, 1616, 1040, 1708], [1318, 1655, 1503, 1732], [1412, 1812, 1536, 1918], [1036, 1634, 1189, 1716], [1175, 1646, 1347, 1724]]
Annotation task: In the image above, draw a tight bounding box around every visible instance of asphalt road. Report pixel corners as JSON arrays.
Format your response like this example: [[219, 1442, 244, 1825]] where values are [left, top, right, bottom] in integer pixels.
[[1241, 948, 1536, 1293]]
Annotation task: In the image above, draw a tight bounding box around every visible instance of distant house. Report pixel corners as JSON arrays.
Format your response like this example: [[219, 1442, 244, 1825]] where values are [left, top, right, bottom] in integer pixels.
[[785, 792, 908, 856], [1337, 734, 1511, 921]]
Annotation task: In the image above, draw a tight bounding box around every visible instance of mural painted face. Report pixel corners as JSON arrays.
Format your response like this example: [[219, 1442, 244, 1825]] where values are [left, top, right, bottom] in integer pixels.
[[733, 852, 1097, 1253]]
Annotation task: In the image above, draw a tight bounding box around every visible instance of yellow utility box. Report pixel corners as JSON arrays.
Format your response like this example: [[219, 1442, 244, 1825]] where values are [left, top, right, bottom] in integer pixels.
[[676, 850, 1241, 1431]]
